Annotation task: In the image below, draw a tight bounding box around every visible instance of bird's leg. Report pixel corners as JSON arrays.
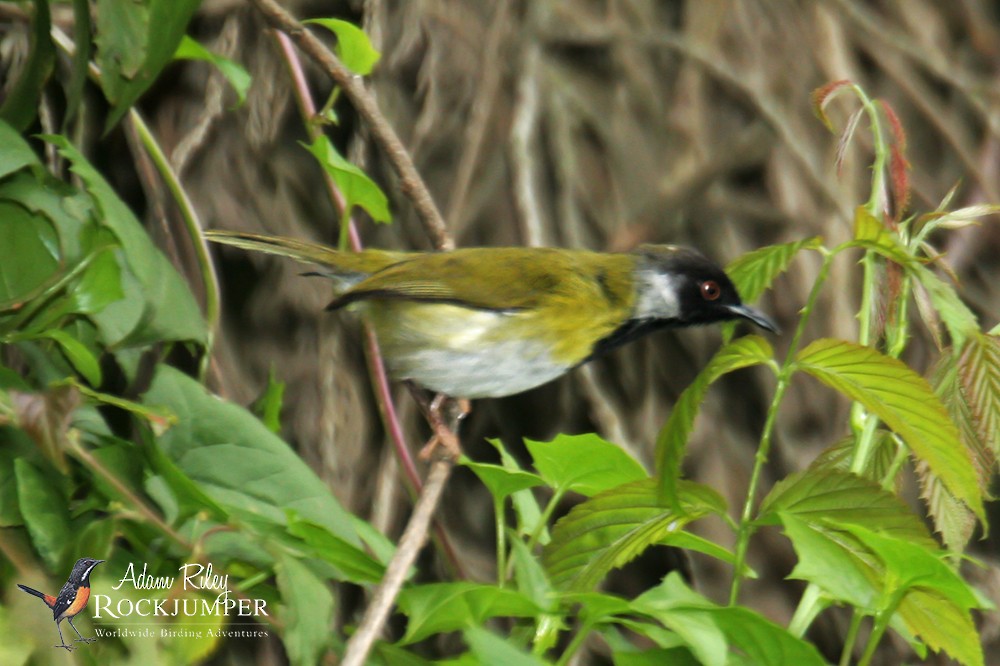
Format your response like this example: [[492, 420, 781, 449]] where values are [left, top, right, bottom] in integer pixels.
[[55, 621, 74, 651], [68, 616, 96, 643], [406, 385, 470, 460]]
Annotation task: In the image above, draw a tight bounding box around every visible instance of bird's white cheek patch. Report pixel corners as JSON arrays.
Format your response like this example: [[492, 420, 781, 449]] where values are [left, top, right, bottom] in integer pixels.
[[634, 271, 681, 320]]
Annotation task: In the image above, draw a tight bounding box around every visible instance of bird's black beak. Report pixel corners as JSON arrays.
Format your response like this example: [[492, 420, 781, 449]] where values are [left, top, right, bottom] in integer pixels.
[[726, 304, 779, 333]]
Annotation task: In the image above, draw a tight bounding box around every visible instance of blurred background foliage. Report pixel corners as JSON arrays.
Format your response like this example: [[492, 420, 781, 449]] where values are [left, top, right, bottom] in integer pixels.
[[2, 0, 1000, 663]]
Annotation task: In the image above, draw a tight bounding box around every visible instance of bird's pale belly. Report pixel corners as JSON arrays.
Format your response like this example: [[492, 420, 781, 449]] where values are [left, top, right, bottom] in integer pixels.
[[361, 302, 570, 398]]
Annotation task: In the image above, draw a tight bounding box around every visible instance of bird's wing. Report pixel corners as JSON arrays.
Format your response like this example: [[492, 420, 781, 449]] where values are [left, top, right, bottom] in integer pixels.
[[328, 247, 588, 311], [50, 581, 78, 620]]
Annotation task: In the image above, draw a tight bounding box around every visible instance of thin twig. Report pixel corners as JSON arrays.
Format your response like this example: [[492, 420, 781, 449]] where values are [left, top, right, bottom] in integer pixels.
[[271, 25, 465, 577], [249, 0, 452, 250], [341, 457, 454, 666]]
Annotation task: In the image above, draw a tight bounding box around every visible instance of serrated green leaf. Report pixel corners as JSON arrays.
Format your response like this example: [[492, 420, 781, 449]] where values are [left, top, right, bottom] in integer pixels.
[[779, 512, 876, 608], [923, 351, 991, 552], [301, 136, 390, 223], [14, 458, 69, 569], [276, 554, 335, 666], [635, 573, 828, 666], [897, 588, 985, 666], [397, 582, 541, 645], [526, 433, 646, 497], [543, 479, 725, 592], [839, 523, 979, 610], [656, 335, 773, 507], [758, 469, 935, 546], [909, 263, 978, 348], [958, 332, 1000, 457], [795, 338, 983, 521], [174, 35, 252, 105], [304, 18, 382, 76], [725, 237, 822, 304]]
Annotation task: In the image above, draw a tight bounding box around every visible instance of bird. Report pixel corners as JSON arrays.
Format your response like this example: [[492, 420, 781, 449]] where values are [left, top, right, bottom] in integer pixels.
[[207, 231, 777, 455], [18, 557, 104, 651]]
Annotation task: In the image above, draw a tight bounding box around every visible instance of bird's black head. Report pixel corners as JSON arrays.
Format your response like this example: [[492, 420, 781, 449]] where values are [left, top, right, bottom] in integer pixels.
[[632, 245, 778, 332], [70, 558, 105, 584]]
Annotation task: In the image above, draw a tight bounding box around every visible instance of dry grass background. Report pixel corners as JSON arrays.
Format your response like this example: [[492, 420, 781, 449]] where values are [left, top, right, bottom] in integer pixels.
[[127, 0, 1000, 662]]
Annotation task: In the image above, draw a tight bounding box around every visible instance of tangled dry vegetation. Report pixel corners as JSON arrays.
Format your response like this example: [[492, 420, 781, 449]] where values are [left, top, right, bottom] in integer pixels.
[[89, 0, 1000, 661]]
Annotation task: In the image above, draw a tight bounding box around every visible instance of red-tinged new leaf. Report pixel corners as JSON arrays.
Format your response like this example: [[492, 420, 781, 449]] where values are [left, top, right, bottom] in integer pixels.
[[835, 107, 864, 176], [881, 100, 911, 223], [795, 339, 984, 521], [811, 79, 854, 131]]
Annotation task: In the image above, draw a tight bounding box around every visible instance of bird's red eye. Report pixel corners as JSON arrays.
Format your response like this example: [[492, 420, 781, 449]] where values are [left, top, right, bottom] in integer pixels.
[[701, 280, 721, 301]]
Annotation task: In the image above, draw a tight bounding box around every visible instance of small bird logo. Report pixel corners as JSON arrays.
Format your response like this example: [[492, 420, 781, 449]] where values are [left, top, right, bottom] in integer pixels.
[[17, 557, 104, 651]]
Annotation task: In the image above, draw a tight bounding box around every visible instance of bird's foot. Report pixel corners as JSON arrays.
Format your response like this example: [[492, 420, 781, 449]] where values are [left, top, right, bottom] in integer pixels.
[[75, 637, 97, 643], [55, 643, 74, 651], [416, 393, 470, 461]]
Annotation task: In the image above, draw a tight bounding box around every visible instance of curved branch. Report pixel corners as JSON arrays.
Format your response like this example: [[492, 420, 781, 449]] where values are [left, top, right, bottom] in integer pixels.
[[249, 0, 453, 250]]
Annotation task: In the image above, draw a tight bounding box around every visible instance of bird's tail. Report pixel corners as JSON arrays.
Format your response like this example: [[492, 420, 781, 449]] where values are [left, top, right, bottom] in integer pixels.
[[17, 583, 47, 600], [205, 230, 407, 290]]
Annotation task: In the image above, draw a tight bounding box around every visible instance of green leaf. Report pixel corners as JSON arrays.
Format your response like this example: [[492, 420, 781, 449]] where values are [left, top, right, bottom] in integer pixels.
[[526, 433, 646, 497], [43, 135, 207, 345], [286, 512, 385, 584], [543, 479, 725, 591], [463, 627, 547, 666], [302, 136, 390, 223], [958, 332, 1000, 457], [0, 119, 42, 177], [464, 460, 544, 501], [0, 200, 60, 312], [143, 365, 360, 544], [629, 579, 728, 666], [0, 0, 54, 132], [656, 335, 773, 506], [14, 458, 70, 569], [489, 438, 546, 541], [174, 35, 252, 105], [725, 237, 822, 304], [778, 512, 876, 608], [68, 248, 124, 315], [758, 469, 935, 546], [252, 367, 286, 434], [37, 329, 102, 386], [896, 588, 985, 666], [839, 523, 979, 611], [634, 574, 827, 666], [304, 18, 382, 75], [795, 338, 983, 521], [63, 0, 92, 128], [95, 0, 202, 131], [276, 554, 335, 666], [397, 582, 541, 645], [909, 263, 978, 349], [923, 350, 992, 552]]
